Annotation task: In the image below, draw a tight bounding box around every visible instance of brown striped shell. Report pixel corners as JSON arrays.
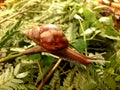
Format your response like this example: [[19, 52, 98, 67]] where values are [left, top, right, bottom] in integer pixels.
[[25, 24, 69, 51]]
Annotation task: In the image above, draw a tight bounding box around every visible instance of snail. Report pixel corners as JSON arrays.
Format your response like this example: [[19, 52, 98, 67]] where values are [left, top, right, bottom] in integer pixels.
[[24, 24, 99, 65]]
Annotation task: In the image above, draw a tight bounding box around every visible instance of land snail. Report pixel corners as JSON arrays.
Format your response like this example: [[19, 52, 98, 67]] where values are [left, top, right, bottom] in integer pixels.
[[24, 24, 98, 66]]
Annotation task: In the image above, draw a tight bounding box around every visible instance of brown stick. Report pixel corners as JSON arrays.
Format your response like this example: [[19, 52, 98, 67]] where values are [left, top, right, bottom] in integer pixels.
[[37, 58, 62, 90]]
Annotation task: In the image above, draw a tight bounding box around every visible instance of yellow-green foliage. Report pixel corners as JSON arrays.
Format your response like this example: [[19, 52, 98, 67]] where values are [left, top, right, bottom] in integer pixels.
[[0, 0, 120, 90]]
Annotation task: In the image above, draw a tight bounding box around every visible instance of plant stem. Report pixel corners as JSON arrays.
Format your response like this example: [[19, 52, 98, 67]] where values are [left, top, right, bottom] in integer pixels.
[[79, 19, 88, 56], [0, 10, 26, 25], [0, 53, 22, 63], [37, 58, 62, 90]]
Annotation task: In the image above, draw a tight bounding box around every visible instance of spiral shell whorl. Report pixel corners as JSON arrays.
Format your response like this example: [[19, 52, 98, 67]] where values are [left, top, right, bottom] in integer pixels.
[[24, 26, 41, 45], [40, 24, 69, 51]]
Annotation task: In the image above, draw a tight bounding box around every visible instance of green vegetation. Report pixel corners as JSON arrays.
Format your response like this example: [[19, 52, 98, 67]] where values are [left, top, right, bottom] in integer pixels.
[[0, 0, 120, 90]]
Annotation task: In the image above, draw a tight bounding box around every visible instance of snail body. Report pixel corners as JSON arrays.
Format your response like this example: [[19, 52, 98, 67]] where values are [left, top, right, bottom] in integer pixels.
[[25, 24, 91, 65]]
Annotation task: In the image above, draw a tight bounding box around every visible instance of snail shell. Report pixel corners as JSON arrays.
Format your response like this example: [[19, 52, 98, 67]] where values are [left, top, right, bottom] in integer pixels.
[[25, 24, 69, 51]]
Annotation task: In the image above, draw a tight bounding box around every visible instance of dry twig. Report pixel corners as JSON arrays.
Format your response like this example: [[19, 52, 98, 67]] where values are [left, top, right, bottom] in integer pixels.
[[37, 58, 62, 90]]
